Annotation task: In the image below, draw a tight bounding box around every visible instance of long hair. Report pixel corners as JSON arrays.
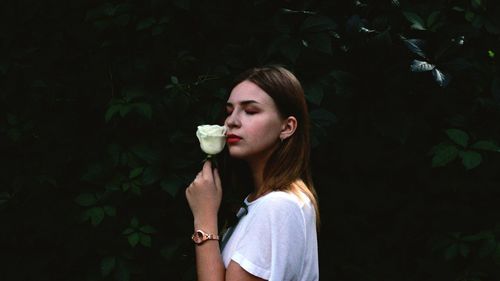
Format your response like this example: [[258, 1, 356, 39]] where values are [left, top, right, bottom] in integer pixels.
[[221, 65, 320, 229]]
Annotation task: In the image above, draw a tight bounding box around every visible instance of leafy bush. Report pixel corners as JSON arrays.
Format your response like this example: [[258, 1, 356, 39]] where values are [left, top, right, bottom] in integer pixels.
[[1, 0, 499, 280]]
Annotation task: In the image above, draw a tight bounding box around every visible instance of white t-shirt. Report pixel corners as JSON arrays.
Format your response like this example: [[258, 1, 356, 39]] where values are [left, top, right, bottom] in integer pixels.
[[221, 191, 319, 281]]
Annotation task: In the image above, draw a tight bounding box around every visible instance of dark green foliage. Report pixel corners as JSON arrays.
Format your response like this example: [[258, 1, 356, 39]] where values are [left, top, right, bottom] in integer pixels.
[[1, 0, 500, 280]]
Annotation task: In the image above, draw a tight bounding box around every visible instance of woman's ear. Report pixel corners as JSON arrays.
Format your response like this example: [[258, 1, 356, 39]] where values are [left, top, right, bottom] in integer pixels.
[[279, 116, 297, 141]]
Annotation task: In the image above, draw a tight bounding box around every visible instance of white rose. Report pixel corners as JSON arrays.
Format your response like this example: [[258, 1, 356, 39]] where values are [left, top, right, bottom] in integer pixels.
[[196, 125, 227, 155]]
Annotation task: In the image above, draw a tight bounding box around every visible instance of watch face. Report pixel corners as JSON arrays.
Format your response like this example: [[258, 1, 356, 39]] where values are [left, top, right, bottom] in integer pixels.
[[193, 230, 205, 243]]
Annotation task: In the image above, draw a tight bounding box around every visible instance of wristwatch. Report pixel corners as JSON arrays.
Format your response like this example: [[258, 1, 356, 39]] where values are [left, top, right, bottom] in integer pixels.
[[191, 229, 219, 245]]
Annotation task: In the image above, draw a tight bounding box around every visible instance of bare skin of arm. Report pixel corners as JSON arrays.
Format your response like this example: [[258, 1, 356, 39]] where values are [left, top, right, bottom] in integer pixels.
[[187, 161, 266, 281]]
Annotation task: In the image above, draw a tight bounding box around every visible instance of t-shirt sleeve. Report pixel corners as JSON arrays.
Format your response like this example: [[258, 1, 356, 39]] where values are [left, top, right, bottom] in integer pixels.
[[230, 195, 306, 280]]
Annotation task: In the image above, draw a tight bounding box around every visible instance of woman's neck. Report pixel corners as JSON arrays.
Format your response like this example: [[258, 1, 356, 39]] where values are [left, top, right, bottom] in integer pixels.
[[247, 160, 263, 201], [245, 144, 280, 201], [247, 152, 273, 201]]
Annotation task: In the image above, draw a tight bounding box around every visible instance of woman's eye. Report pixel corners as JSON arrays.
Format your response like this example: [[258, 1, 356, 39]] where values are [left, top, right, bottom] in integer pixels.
[[245, 111, 257, 115]]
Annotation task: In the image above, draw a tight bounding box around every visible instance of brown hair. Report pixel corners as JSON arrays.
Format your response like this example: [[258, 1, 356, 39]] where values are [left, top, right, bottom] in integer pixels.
[[222, 65, 320, 229]]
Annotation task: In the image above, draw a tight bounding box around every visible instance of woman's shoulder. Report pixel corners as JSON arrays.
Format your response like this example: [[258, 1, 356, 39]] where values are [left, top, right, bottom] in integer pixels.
[[246, 191, 311, 231], [255, 190, 311, 211]]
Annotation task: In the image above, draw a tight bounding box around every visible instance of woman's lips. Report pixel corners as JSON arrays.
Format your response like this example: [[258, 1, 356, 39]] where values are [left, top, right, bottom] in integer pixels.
[[226, 135, 242, 144], [227, 138, 241, 144]]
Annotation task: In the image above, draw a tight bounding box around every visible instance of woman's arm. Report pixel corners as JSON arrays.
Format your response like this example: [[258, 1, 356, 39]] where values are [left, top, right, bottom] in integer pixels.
[[193, 216, 225, 281], [186, 161, 265, 281]]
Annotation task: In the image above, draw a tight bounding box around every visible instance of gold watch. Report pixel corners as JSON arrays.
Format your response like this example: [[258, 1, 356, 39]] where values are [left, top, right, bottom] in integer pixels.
[[191, 229, 219, 245]]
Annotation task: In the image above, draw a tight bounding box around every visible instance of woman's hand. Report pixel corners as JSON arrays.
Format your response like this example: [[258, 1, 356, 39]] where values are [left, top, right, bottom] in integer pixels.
[[185, 160, 222, 229]]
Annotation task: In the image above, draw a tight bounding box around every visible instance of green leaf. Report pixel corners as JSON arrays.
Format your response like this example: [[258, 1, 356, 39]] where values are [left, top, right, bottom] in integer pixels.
[[459, 243, 470, 257], [403, 39, 427, 59], [133, 102, 152, 119], [81, 163, 105, 183], [152, 24, 166, 36], [31, 80, 48, 88], [113, 14, 130, 26], [85, 3, 113, 20], [7, 128, 21, 142], [75, 193, 97, 207], [280, 38, 301, 63], [101, 256, 116, 277], [471, 0, 483, 9], [122, 228, 135, 235], [431, 144, 458, 167], [479, 239, 497, 258], [444, 244, 458, 260], [427, 11, 440, 28], [94, 19, 112, 30], [121, 182, 130, 191], [161, 177, 184, 197], [113, 260, 130, 281], [129, 167, 144, 179], [158, 17, 169, 24], [267, 35, 289, 58], [305, 33, 332, 54], [280, 8, 316, 15], [171, 76, 179, 84], [494, 245, 500, 263], [462, 231, 493, 241], [128, 232, 140, 247], [103, 206, 116, 216], [300, 15, 337, 33], [140, 233, 152, 247], [105, 105, 122, 122], [329, 70, 356, 96], [136, 17, 156, 30], [142, 166, 161, 185], [130, 182, 141, 195], [113, 3, 133, 15], [471, 140, 499, 152], [123, 88, 144, 101], [403, 11, 426, 30], [105, 182, 120, 192], [131, 217, 139, 228], [119, 104, 133, 117], [0, 63, 9, 75], [140, 225, 157, 234], [7, 113, 18, 125], [445, 129, 469, 147], [410, 60, 434, 72], [131, 145, 159, 163], [120, 152, 131, 166], [172, 0, 190, 10], [88, 207, 105, 226], [305, 83, 324, 105], [0, 192, 11, 205], [465, 11, 475, 22], [460, 150, 482, 170], [310, 109, 337, 127], [432, 68, 450, 87]]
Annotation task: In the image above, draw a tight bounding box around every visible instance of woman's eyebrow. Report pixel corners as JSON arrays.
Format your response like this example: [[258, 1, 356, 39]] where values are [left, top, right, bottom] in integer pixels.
[[225, 100, 260, 107]]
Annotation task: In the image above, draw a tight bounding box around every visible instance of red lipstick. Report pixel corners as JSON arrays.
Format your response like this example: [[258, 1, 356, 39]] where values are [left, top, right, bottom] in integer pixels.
[[226, 134, 242, 144]]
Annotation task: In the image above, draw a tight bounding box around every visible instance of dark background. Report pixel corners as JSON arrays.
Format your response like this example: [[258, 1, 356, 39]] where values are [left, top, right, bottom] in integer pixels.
[[1, 0, 500, 280]]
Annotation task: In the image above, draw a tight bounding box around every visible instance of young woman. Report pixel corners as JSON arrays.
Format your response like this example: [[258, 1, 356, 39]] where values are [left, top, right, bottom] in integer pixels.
[[186, 65, 320, 281]]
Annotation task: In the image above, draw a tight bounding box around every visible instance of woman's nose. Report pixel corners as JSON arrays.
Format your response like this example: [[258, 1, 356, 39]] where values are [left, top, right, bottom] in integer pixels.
[[225, 112, 240, 128]]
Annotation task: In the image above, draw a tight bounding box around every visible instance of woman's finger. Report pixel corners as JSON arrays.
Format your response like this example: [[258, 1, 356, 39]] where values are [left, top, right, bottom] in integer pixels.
[[213, 168, 222, 191], [202, 160, 213, 181]]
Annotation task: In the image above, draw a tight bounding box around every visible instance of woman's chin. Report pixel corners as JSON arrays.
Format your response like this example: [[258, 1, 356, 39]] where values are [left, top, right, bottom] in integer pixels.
[[228, 152, 245, 159], [228, 149, 248, 160]]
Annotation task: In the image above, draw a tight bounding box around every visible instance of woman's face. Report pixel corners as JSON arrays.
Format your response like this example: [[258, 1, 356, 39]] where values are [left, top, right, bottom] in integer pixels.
[[224, 80, 284, 162]]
